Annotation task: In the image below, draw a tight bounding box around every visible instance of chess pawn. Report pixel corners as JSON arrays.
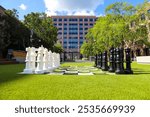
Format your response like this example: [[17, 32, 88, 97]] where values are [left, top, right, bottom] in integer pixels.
[[23, 47, 33, 74], [101, 51, 108, 71], [109, 47, 115, 72], [125, 48, 133, 74], [30, 47, 37, 72], [43, 48, 49, 73], [57, 53, 60, 67], [94, 54, 98, 67], [97, 53, 102, 69], [35, 47, 44, 74], [52, 53, 57, 68], [56, 53, 60, 68], [48, 51, 53, 71], [115, 48, 124, 74]]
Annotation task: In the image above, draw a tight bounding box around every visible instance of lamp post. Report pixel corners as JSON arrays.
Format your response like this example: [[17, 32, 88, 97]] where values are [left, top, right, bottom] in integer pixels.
[[30, 29, 34, 47]]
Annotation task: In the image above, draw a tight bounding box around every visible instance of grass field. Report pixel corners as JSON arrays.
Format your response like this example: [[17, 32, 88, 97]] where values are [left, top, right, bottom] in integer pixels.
[[0, 62, 150, 100]]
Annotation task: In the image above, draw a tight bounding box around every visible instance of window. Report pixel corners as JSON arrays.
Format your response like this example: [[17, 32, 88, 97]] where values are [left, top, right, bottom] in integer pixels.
[[53, 18, 57, 21], [80, 32, 83, 35], [69, 23, 78, 26], [84, 23, 88, 26], [64, 23, 67, 26], [69, 28, 78, 30], [59, 19, 62, 21], [80, 42, 83, 44], [63, 46, 67, 49], [64, 18, 67, 21], [69, 32, 78, 35], [69, 42, 78, 44], [79, 23, 83, 26], [79, 19, 83, 21], [54, 23, 57, 26], [64, 32, 67, 35], [79, 28, 83, 30], [85, 28, 88, 30], [58, 23, 62, 26], [63, 42, 67, 44], [69, 37, 78, 39], [80, 37, 83, 39], [58, 28, 62, 30], [64, 28, 67, 30], [90, 19, 93, 21], [64, 39, 67, 42], [58, 32, 62, 35], [90, 23, 93, 26], [69, 18, 78, 21], [84, 18, 88, 21]]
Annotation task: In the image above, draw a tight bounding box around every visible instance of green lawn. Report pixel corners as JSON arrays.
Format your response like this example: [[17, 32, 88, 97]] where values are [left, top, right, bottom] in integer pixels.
[[0, 62, 150, 100]]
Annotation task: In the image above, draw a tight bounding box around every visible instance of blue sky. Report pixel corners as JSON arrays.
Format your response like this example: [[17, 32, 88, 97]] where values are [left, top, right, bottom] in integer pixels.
[[0, 0, 146, 20]]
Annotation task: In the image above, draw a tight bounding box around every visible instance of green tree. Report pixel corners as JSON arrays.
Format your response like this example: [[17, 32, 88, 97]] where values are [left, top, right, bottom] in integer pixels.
[[5, 8, 19, 19], [24, 12, 59, 51], [0, 9, 30, 57], [53, 42, 64, 53], [81, 1, 138, 56], [135, 0, 150, 43]]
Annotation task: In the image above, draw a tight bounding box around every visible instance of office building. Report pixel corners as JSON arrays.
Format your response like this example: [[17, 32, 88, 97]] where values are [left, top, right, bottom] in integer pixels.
[[51, 16, 97, 60]]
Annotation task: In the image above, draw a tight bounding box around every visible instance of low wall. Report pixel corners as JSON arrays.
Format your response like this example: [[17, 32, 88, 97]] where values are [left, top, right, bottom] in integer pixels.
[[136, 56, 150, 64], [12, 51, 26, 63]]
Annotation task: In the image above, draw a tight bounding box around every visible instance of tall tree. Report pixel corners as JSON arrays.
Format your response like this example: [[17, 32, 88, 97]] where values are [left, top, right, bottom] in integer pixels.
[[81, 1, 139, 56], [0, 8, 30, 57], [24, 12, 59, 51], [135, 0, 150, 43]]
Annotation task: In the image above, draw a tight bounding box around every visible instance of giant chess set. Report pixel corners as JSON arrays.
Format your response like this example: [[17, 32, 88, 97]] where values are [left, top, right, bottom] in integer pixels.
[[21, 46, 134, 75], [22, 46, 60, 74]]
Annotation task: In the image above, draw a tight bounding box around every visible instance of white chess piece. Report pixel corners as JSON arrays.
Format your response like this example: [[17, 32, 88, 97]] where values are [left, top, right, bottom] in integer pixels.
[[52, 52, 56, 68], [23, 47, 33, 74], [43, 48, 49, 73], [30, 47, 37, 72], [48, 51, 53, 71], [57, 53, 60, 67], [35, 46, 44, 74]]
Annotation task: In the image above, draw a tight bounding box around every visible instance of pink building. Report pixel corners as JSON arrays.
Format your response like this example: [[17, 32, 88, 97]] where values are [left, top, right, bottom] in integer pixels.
[[51, 16, 97, 60]]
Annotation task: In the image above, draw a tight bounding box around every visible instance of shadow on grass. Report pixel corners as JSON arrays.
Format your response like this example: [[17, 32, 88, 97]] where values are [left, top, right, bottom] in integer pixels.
[[0, 64, 27, 84], [133, 72, 150, 75], [132, 67, 150, 75]]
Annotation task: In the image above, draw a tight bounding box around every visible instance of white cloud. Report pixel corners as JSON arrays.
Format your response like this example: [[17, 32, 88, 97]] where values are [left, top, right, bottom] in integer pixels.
[[44, 0, 104, 16], [73, 10, 95, 16], [19, 4, 27, 10]]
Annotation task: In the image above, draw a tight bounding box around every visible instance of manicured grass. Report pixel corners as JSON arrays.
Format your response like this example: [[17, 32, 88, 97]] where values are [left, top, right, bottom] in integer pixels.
[[0, 62, 150, 100]]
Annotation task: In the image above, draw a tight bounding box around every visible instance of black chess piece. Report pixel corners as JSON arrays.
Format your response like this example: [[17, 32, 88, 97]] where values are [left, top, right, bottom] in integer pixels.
[[120, 48, 125, 71], [97, 53, 102, 68], [143, 48, 149, 56], [95, 54, 98, 67], [136, 48, 141, 56], [101, 51, 108, 71], [109, 47, 115, 72], [115, 48, 124, 74], [125, 48, 133, 74], [100, 52, 103, 68], [114, 48, 117, 70]]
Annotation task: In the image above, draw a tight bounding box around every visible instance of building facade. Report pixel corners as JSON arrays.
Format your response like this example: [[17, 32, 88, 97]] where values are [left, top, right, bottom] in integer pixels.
[[51, 16, 97, 60]]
